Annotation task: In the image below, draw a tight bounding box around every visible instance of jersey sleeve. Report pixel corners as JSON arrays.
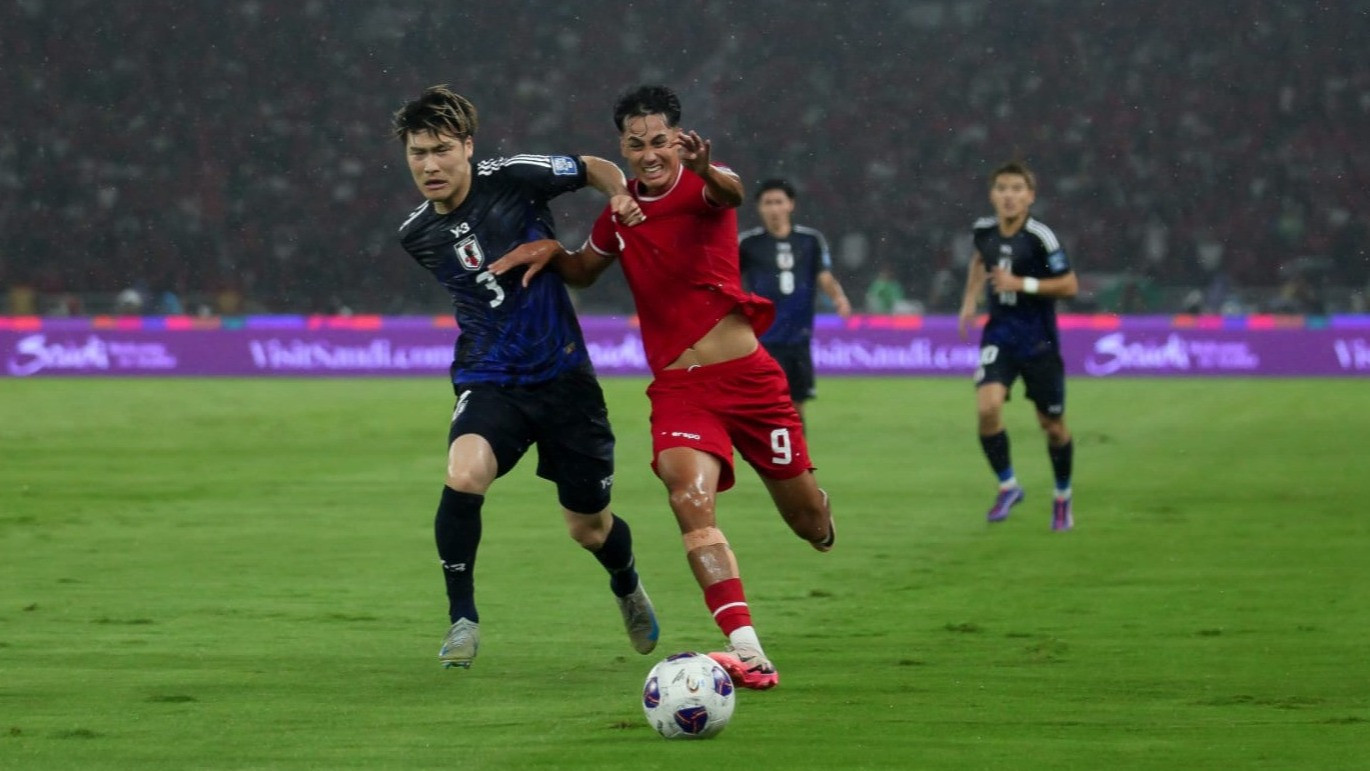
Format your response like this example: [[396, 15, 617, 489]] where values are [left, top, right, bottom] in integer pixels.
[[815, 230, 834, 271], [698, 162, 739, 209], [1027, 221, 1071, 276], [484, 154, 587, 198], [587, 206, 620, 256]]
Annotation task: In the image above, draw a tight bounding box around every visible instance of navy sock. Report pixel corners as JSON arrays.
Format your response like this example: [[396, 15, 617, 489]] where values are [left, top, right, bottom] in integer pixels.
[[979, 431, 1014, 483], [1049, 439, 1074, 492], [435, 486, 483, 624], [593, 514, 640, 597]]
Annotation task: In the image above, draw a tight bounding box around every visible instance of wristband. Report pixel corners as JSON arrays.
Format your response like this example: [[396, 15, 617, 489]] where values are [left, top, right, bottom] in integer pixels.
[[1022, 277, 1040, 294]]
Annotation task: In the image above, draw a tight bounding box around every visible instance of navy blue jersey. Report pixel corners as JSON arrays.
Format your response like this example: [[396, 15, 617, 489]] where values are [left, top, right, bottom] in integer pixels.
[[971, 216, 1072, 358], [738, 225, 832, 345], [399, 154, 591, 386]]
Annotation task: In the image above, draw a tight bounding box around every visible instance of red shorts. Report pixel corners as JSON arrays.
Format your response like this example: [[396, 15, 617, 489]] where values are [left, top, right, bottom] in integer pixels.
[[646, 347, 813, 491]]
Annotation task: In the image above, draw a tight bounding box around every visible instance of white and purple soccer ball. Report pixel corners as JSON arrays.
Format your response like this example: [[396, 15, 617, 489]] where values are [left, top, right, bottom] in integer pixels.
[[642, 652, 735, 739]]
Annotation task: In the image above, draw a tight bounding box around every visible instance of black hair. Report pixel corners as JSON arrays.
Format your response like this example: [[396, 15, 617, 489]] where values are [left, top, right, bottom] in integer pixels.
[[990, 159, 1036, 190], [755, 178, 797, 201], [612, 85, 682, 131], [392, 85, 478, 143]]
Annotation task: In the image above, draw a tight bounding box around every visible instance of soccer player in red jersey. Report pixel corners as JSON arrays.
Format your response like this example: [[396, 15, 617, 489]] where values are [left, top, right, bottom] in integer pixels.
[[491, 85, 834, 690]]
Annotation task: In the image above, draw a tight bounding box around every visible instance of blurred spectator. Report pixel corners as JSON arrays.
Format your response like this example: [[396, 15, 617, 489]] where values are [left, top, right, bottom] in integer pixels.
[[1100, 271, 1162, 314], [7, 283, 37, 315], [215, 286, 245, 316], [115, 288, 144, 315], [1, 1, 1367, 313], [154, 289, 184, 315], [50, 293, 85, 317], [865, 265, 907, 314], [925, 266, 961, 313], [1268, 269, 1326, 315]]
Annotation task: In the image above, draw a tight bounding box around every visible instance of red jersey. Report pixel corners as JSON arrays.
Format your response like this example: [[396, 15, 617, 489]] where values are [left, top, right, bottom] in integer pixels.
[[588, 164, 774, 374]]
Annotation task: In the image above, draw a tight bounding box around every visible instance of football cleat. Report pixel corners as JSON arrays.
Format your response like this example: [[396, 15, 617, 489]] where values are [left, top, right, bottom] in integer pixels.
[[812, 488, 835, 552], [1052, 496, 1074, 532], [439, 618, 479, 669], [986, 485, 1025, 522], [616, 583, 660, 654], [708, 646, 779, 690]]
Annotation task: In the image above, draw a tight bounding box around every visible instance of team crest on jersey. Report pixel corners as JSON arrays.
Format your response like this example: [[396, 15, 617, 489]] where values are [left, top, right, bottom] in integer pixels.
[[454, 235, 485, 270], [550, 155, 577, 176]]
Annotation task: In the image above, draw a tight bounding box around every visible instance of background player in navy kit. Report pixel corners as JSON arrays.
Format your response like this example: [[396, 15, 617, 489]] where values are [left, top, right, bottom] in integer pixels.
[[738, 179, 851, 427], [391, 85, 657, 668], [957, 161, 1079, 531]]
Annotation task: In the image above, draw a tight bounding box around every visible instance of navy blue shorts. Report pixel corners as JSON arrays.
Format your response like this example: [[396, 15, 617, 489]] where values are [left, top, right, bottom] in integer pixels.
[[448, 367, 615, 514], [974, 343, 1066, 417], [762, 341, 816, 402]]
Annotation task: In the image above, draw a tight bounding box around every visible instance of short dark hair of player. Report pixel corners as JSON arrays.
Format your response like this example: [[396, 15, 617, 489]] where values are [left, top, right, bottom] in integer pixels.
[[392, 85, 479, 144], [755, 178, 797, 201], [990, 160, 1036, 190], [613, 85, 681, 131]]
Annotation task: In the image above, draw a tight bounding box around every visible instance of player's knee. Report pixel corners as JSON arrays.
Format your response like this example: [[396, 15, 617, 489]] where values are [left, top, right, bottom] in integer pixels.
[[1043, 422, 1070, 444], [561, 491, 611, 548], [976, 413, 1003, 434], [566, 517, 608, 550], [444, 467, 488, 494], [667, 486, 715, 527]]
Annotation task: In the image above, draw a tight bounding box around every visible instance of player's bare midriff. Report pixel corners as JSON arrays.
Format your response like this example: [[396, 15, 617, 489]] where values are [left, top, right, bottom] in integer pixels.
[[664, 311, 758, 370]]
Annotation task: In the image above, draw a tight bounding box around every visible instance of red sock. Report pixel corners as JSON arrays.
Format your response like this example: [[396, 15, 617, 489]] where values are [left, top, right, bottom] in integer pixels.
[[704, 578, 752, 637]]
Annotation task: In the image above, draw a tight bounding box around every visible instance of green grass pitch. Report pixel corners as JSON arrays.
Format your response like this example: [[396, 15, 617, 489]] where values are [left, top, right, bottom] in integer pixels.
[[1, 377, 1367, 769]]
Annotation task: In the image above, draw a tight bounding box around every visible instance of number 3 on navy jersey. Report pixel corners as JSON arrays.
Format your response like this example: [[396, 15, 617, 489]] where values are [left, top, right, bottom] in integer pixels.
[[476, 270, 505, 308]]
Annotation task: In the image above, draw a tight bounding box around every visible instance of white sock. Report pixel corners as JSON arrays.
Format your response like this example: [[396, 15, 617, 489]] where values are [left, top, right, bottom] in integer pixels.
[[728, 626, 763, 657], [999, 476, 1019, 490], [1055, 487, 1072, 500]]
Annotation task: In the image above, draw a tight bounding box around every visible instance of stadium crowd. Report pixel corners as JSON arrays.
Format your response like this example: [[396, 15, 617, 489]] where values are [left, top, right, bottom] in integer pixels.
[[2, 0, 1367, 315]]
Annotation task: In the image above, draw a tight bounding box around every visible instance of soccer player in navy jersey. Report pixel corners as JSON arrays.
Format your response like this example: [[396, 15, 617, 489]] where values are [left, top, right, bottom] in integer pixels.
[[490, 85, 836, 691], [957, 161, 1078, 531], [391, 85, 658, 669], [739, 179, 852, 427]]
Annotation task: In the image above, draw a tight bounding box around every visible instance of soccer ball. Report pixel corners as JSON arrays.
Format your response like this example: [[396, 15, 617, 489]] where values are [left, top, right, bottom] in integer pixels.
[[641, 652, 735, 739]]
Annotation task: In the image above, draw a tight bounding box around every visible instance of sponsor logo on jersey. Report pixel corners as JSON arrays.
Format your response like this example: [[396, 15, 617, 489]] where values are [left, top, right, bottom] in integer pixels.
[[455, 235, 484, 270], [550, 155, 578, 176]]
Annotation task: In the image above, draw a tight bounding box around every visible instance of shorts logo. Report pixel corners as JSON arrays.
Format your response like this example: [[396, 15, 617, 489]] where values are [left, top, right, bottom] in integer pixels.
[[550, 155, 578, 176], [668, 431, 702, 441], [455, 235, 484, 270], [599, 474, 614, 490], [452, 390, 471, 422]]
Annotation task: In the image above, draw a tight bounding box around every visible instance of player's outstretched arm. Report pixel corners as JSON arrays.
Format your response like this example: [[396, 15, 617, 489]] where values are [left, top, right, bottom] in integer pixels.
[[676, 130, 743, 208], [582, 156, 645, 226], [489, 239, 616, 289]]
